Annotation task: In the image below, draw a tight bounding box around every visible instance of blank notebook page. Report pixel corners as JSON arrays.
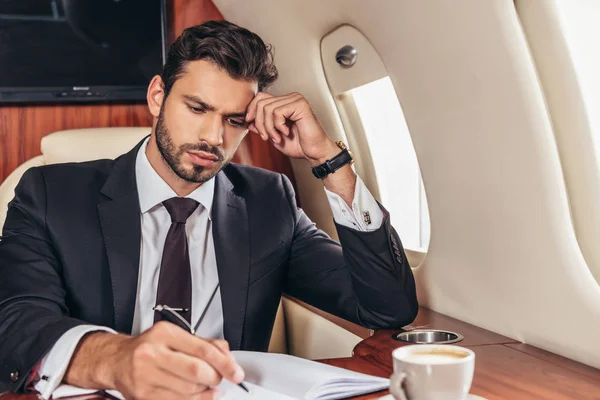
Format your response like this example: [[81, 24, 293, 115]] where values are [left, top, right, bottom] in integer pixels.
[[220, 351, 390, 400]]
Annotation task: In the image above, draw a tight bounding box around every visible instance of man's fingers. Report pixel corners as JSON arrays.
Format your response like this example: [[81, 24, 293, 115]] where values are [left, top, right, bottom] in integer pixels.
[[135, 387, 179, 400], [157, 326, 244, 384], [246, 92, 298, 122], [264, 97, 297, 138], [189, 340, 243, 384], [142, 386, 219, 400], [262, 100, 280, 143], [151, 365, 211, 396], [248, 122, 264, 139], [274, 114, 290, 137], [196, 389, 221, 400], [205, 338, 242, 383], [259, 94, 302, 143], [207, 338, 231, 354], [254, 95, 280, 142], [245, 92, 272, 123], [272, 98, 308, 128], [156, 348, 222, 387], [248, 93, 300, 143]]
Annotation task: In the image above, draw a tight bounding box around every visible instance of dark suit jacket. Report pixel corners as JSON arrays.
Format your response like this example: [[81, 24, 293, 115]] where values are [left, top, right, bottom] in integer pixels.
[[0, 138, 417, 393]]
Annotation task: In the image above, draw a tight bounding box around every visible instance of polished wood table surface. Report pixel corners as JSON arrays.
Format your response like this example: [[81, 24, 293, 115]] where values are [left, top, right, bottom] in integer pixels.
[[320, 308, 600, 399], [3, 308, 600, 399]]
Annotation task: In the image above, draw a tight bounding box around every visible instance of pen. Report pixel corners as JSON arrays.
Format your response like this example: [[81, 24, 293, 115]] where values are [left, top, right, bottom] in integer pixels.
[[153, 305, 250, 393]]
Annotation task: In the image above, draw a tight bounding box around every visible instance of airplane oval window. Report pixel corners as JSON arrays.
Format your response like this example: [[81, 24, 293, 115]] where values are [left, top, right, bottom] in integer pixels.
[[321, 26, 430, 252], [349, 77, 430, 251]]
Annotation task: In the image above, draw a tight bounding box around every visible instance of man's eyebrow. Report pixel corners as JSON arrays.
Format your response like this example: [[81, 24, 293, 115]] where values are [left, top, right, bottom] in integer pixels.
[[182, 94, 246, 119], [182, 95, 216, 111], [225, 111, 247, 119]]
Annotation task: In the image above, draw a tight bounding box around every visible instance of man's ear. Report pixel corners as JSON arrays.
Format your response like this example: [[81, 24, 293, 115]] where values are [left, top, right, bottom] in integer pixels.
[[147, 75, 165, 117]]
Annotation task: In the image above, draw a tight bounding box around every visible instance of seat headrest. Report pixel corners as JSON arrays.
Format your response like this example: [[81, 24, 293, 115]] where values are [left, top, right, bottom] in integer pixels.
[[41, 127, 152, 164]]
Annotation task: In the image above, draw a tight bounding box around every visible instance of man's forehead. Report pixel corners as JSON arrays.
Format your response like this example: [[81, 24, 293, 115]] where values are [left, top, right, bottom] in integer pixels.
[[174, 60, 258, 112]]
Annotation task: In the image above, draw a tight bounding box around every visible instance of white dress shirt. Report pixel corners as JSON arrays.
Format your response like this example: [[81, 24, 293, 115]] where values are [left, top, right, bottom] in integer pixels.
[[33, 138, 383, 399]]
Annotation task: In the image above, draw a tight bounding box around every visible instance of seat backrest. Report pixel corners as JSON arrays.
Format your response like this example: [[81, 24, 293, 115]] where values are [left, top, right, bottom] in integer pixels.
[[41, 127, 152, 164], [0, 127, 151, 228]]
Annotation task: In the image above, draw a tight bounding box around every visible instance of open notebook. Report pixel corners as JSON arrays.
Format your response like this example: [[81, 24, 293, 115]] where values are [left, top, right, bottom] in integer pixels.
[[50, 351, 389, 400]]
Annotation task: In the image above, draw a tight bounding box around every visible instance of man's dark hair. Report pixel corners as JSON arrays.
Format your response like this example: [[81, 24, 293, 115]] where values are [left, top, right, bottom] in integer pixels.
[[161, 20, 278, 96]]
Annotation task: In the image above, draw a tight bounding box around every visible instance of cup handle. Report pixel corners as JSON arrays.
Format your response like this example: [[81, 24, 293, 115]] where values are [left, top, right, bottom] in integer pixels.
[[389, 372, 408, 400]]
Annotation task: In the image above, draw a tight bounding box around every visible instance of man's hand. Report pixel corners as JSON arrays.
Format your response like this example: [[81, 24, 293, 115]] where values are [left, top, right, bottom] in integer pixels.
[[246, 92, 357, 205], [245, 92, 340, 164], [64, 322, 244, 400]]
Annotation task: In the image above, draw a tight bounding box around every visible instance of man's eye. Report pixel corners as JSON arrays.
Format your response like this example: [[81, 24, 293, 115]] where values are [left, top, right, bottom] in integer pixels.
[[189, 106, 206, 114], [228, 119, 244, 127]]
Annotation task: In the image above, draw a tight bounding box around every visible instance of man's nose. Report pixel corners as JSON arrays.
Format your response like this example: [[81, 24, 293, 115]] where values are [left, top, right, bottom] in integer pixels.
[[201, 114, 224, 147]]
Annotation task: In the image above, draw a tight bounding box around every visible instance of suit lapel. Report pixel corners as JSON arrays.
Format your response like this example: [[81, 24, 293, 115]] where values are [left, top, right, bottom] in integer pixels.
[[98, 140, 145, 334], [212, 169, 250, 350]]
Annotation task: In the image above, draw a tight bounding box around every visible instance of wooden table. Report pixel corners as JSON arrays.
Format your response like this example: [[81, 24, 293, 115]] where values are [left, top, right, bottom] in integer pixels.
[[3, 308, 599, 399], [319, 308, 600, 399]]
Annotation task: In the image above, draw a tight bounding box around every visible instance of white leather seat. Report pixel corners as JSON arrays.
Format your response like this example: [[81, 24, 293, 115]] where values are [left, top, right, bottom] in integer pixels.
[[0, 127, 364, 360]]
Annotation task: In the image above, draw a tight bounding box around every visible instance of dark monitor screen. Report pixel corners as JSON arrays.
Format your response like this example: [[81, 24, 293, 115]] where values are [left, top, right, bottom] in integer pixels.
[[0, 0, 167, 103]]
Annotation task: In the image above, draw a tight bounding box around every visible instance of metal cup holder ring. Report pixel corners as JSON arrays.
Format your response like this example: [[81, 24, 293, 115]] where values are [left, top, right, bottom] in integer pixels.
[[392, 329, 464, 345]]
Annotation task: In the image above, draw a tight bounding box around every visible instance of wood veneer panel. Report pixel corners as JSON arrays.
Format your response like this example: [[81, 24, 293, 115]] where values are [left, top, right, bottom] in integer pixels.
[[505, 342, 600, 382], [0, 0, 295, 190], [353, 307, 517, 361]]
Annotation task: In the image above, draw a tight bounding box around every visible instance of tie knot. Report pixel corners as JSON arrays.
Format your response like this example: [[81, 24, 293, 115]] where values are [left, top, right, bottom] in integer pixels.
[[162, 197, 200, 223]]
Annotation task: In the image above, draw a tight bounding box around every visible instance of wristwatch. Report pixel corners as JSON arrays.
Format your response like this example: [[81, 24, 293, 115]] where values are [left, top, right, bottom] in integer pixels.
[[311, 141, 354, 179]]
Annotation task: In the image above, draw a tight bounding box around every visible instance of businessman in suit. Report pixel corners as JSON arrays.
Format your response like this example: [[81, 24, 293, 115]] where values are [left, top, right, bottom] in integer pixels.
[[0, 21, 417, 399]]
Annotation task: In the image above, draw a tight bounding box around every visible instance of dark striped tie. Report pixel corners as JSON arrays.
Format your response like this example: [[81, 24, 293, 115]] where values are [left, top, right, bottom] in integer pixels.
[[154, 197, 199, 324]]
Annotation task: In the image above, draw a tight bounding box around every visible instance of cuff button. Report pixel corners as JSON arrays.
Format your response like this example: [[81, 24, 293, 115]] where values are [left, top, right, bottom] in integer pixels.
[[10, 370, 19, 382]]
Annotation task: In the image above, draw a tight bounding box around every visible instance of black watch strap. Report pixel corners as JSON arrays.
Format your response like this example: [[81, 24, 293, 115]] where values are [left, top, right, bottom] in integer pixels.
[[312, 148, 353, 179]]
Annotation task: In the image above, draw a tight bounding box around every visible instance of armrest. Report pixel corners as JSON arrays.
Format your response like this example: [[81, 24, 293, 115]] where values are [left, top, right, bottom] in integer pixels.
[[283, 296, 373, 339], [281, 296, 372, 360]]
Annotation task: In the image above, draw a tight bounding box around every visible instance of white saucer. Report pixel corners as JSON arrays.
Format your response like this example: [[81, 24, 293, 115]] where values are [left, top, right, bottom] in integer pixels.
[[376, 395, 486, 400]]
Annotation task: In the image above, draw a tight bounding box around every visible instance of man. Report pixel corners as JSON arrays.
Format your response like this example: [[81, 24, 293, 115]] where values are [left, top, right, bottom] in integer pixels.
[[0, 21, 417, 399]]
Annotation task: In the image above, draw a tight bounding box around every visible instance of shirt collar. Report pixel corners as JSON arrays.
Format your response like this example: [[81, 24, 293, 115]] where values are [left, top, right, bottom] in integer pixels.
[[135, 137, 215, 219]]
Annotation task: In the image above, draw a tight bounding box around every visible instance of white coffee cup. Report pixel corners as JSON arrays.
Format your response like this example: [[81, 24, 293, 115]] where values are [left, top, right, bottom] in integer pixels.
[[390, 344, 475, 400]]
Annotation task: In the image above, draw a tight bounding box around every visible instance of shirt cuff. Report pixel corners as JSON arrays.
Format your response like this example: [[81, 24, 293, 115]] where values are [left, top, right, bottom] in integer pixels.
[[34, 325, 117, 400], [325, 176, 384, 231]]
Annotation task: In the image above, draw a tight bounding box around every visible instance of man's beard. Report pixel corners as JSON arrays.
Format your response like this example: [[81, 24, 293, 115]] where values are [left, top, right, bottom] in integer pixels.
[[155, 107, 227, 184]]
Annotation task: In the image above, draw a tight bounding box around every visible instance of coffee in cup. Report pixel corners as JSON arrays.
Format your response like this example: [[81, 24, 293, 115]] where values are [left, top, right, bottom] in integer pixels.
[[390, 344, 475, 400]]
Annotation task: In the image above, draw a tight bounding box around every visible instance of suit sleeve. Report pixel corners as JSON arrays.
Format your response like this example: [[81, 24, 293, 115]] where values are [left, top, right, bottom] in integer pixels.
[[281, 174, 418, 330], [0, 168, 88, 393]]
